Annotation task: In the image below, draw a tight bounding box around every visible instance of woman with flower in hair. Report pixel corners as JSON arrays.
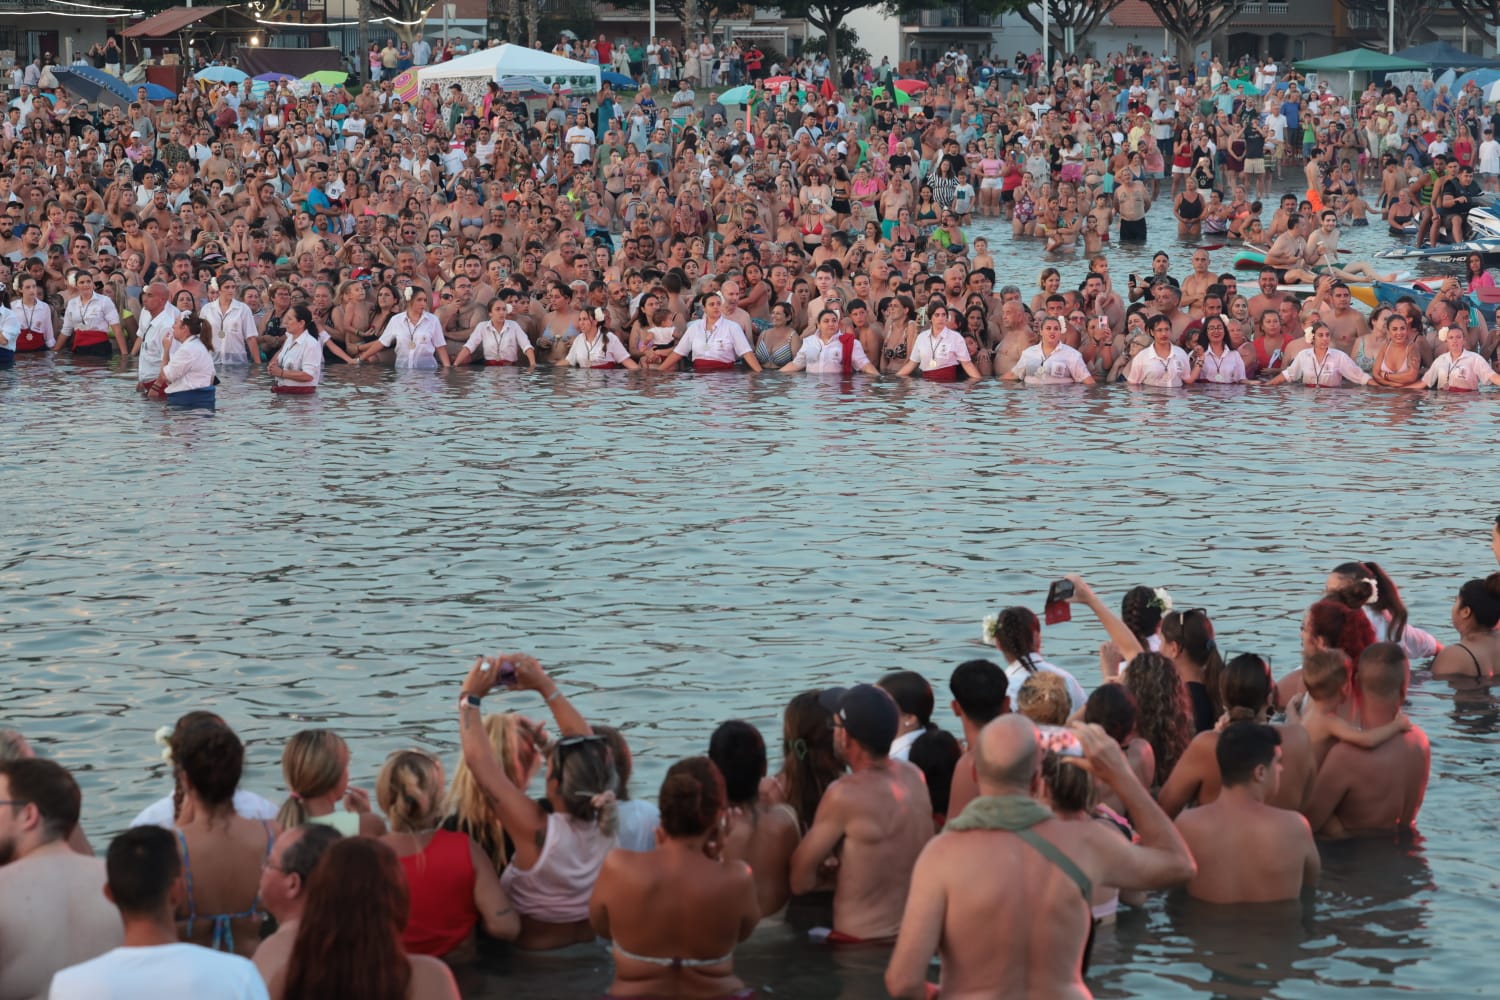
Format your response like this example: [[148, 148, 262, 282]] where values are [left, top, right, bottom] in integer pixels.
[[983, 606, 1088, 713], [564, 306, 639, 369], [1057, 575, 1169, 681], [131, 713, 278, 830], [356, 287, 450, 368], [1324, 561, 1441, 662]]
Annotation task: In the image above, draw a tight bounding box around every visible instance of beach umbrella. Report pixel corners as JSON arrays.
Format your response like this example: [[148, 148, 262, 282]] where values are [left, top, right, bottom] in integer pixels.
[[1486, 79, 1500, 103], [719, 84, 754, 105], [391, 68, 419, 104], [498, 76, 554, 96], [1455, 68, 1500, 92], [1224, 79, 1260, 95], [195, 66, 248, 84], [873, 83, 910, 106], [763, 75, 793, 88], [301, 70, 348, 88], [893, 79, 928, 94], [601, 70, 637, 90], [253, 72, 297, 84]]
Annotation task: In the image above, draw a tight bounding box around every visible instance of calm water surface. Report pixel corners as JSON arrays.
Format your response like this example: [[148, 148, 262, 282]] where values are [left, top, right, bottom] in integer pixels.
[[3, 210, 1498, 998]]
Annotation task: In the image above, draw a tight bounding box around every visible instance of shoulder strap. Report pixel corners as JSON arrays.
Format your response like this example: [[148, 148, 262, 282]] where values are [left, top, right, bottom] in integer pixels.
[[1014, 826, 1093, 902]]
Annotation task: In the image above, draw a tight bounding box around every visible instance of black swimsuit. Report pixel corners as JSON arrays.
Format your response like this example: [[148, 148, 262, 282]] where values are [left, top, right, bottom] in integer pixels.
[[1455, 643, 1486, 679]]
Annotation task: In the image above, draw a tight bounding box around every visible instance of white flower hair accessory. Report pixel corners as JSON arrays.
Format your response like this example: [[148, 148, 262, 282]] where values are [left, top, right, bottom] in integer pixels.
[[1150, 588, 1173, 614], [154, 725, 174, 762], [981, 614, 999, 645], [1362, 578, 1379, 606]]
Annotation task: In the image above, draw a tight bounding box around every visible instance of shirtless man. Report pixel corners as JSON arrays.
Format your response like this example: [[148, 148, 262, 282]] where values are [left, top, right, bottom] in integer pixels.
[[1316, 283, 1371, 354], [1150, 281, 1194, 343], [252, 824, 343, 993], [1180, 249, 1215, 312], [789, 684, 933, 942], [879, 174, 913, 223], [1115, 173, 1150, 243], [0, 759, 123, 1000], [944, 659, 1010, 821], [719, 278, 754, 335], [1173, 722, 1320, 903], [1302, 643, 1431, 839], [885, 717, 1194, 1000], [1304, 211, 1395, 283], [992, 300, 1035, 377], [1247, 268, 1287, 322], [1263, 213, 1316, 284]]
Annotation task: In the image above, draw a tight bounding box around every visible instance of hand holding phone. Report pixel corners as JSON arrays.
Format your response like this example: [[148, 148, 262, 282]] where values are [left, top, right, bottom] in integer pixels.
[[1037, 724, 1083, 758], [1044, 578, 1075, 625]]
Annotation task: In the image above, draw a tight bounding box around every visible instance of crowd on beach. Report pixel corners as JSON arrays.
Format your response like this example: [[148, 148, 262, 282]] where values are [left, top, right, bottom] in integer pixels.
[[3, 529, 1500, 999], [4, 40, 1500, 399]]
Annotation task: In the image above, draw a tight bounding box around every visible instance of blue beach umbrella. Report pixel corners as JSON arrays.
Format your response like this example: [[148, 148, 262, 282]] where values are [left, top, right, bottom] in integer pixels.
[[719, 84, 754, 105], [195, 66, 248, 84], [601, 70, 637, 90]]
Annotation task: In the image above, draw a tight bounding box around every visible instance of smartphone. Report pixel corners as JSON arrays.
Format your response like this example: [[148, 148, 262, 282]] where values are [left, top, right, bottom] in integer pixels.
[[1044, 579, 1074, 625], [1037, 724, 1084, 758], [1128, 273, 1139, 286], [496, 660, 519, 689]]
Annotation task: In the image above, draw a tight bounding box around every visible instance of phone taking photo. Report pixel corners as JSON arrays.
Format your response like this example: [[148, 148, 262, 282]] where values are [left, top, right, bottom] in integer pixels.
[[1037, 724, 1084, 758], [1044, 579, 1074, 625]]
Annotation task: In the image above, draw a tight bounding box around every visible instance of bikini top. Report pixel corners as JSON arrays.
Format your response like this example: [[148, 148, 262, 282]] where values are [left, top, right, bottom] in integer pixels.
[[612, 940, 736, 970], [178, 821, 274, 953]]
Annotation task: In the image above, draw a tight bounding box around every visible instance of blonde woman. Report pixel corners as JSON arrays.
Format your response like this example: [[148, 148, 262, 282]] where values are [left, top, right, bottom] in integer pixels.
[[376, 750, 520, 957], [441, 714, 549, 873], [276, 729, 385, 838]]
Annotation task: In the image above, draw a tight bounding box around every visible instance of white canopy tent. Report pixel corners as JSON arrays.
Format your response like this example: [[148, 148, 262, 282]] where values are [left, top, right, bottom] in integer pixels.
[[417, 43, 601, 94]]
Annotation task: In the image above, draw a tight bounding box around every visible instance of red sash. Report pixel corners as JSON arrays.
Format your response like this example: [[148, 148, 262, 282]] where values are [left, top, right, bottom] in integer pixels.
[[591, 362, 620, 369], [922, 365, 959, 381], [1443, 386, 1476, 393], [693, 358, 736, 372], [74, 328, 109, 349], [838, 332, 856, 375], [484, 359, 515, 366], [17, 329, 45, 352], [272, 384, 317, 394]]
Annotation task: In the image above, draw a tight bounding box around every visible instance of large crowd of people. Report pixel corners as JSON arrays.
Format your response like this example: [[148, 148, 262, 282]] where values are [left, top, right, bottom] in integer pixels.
[[3, 540, 1498, 998], [4, 37, 1500, 398]]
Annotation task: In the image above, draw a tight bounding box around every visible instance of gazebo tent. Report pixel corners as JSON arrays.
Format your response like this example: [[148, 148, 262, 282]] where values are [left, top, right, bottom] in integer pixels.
[[1393, 42, 1500, 71], [1293, 50, 1430, 95], [417, 43, 601, 94]]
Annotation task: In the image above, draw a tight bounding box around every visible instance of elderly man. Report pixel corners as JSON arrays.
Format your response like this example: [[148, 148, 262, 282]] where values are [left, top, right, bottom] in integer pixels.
[[132, 283, 179, 392], [251, 824, 343, 992], [0, 759, 123, 1000]]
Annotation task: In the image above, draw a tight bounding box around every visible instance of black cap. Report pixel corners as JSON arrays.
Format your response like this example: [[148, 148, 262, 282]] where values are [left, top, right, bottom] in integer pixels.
[[819, 684, 900, 757]]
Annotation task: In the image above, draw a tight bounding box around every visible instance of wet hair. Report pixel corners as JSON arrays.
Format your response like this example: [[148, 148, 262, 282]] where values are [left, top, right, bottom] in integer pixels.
[[277, 729, 349, 829], [1040, 749, 1094, 813], [0, 758, 80, 841], [777, 690, 844, 832], [1302, 648, 1353, 702], [375, 750, 444, 833], [283, 837, 411, 1000], [908, 729, 962, 817], [1458, 573, 1500, 630], [281, 823, 344, 884], [1015, 673, 1071, 726], [547, 736, 619, 836], [1121, 652, 1193, 784], [708, 720, 767, 805], [592, 725, 636, 802], [949, 659, 1009, 725], [172, 714, 244, 810], [879, 670, 935, 730], [1357, 642, 1410, 700], [445, 713, 548, 870], [1329, 561, 1407, 641], [1084, 684, 1137, 744], [658, 756, 725, 839], [1160, 609, 1225, 719], [1220, 653, 1273, 722], [1216, 721, 1280, 787], [1306, 599, 1377, 665], [105, 826, 181, 916], [1120, 587, 1165, 647], [993, 606, 1042, 672]]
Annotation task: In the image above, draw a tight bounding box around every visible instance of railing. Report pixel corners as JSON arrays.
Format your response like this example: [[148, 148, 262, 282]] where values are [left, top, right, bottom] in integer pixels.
[[902, 7, 999, 28]]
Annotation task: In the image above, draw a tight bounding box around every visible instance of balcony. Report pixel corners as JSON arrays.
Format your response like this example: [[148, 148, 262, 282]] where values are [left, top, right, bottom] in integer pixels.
[[901, 7, 1000, 29]]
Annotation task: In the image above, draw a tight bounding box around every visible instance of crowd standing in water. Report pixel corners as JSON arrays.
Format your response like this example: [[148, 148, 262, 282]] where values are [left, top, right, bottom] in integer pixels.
[[3, 527, 1500, 998], [2, 43, 1500, 396]]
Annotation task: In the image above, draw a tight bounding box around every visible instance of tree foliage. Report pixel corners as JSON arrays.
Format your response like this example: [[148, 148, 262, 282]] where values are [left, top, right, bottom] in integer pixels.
[[1142, 0, 1252, 59], [367, 0, 430, 43], [615, 0, 740, 42], [774, 0, 927, 69], [978, 0, 1125, 56], [1450, 0, 1500, 36], [1342, 0, 1443, 47]]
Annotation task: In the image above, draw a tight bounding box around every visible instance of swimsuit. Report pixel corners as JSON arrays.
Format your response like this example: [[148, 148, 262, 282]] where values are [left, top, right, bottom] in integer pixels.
[[1454, 643, 1487, 679], [754, 338, 795, 368], [611, 941, 737, 970], [177, 821, 274, 952]]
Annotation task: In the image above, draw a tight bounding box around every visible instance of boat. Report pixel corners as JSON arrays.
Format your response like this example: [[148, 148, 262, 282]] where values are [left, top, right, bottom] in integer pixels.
[[1347, 279, 1500, 322], [1373, 238, 1500, 268], [1468, 205, 1500, 239]]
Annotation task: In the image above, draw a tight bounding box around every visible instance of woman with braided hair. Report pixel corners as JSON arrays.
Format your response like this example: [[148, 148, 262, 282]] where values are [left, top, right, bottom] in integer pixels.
[[985, 606, 1088, 714], [1058, 575, 1168, 682], [1158, 654, 1316, 817]]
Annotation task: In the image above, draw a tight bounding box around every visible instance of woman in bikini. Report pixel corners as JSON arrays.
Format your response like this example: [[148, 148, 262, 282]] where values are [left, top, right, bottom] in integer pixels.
[[1350, 306, 1392, 373], [1241, 308, 1289, 379], [1430, 575, 1500, 681], [753, 301, 801, 370], [590, 758, 759, 1000], [877, 295, 919, 375], [1368, 312, 1422, 388]]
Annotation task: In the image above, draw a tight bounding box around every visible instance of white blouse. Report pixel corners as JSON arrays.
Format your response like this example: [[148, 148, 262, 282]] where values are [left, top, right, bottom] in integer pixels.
[[161, 336, 216, 393], [1421, 350, 1499, 390], [1279, 348, 1371, 387], [1126, 344, 1193, 387], [377, 310, 447, 368]]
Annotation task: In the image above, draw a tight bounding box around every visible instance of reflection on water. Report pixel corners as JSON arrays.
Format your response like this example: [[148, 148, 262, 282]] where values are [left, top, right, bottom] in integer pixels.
[[3, 211, 1500, 996]]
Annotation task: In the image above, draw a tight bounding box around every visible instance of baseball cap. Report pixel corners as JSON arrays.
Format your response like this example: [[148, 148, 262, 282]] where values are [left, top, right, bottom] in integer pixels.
[[130, 130, 141, 138], [819, 684, 899, 756]]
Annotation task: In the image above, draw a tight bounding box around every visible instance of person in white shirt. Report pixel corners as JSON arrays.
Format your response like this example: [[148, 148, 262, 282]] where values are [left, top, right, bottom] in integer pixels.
[[48, 826, 270, 1000], [1265, 323, 1371, 387], [132, 283, 180, 392], [268, 304, 324, 394], [199, 277, 260, 366], [11, 276, 54, 352], [1126, 314, 1197, 387], [564, 307, 639, 368], [565, 112, 596, 165], [781, 308, 880, 374], [1411, 325, 1500, 390], [57, 272, 126, 356], [454, 296, 537, 367], [0, 297, 18, 367], [357, 288, 451, 368], [158, 314, 218, 406], [895, 304, 981, 380], [659, 292, 762, 371], [1003, 316, 1095, 384], [1193, 314, 1247, 384]]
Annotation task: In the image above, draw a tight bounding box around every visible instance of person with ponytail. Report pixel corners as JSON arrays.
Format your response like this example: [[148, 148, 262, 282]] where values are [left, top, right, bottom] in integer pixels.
[[376, 749, 519, 956], [564, 306, 639, 368], [1056, 575, 1167, 681], [589, 757, 759, 1000], [1431, 573, 1500, 681], [458, 653, 620, 950], [1275, 599, 1377, 708], [441, 713, 549, 872], [276, 729, 385, 838], [1325, 561, 1442, 661], [760, 690, 844, 833], [157, 313, 217, 407], [1159, 609, 1225, 732], [709, 720, 801, 921], [877, 670, 942, 761], [1159, 654, 1316, 817], [985, 605, 1088, 713]]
